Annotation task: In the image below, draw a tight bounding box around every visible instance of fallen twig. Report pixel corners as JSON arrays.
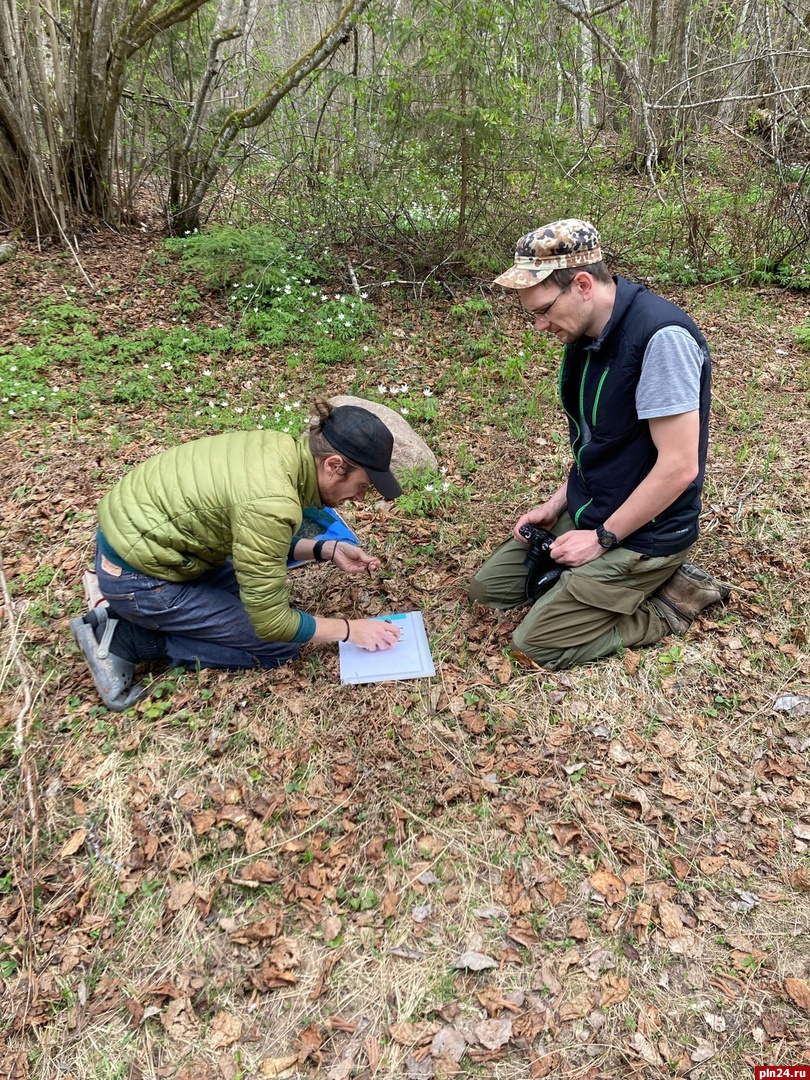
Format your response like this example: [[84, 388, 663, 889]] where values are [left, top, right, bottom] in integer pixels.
[[0, 551, 37, 822]]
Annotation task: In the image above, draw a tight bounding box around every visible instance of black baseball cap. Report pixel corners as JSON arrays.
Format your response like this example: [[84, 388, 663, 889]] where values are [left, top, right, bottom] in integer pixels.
[[323, 405, 403, 500]]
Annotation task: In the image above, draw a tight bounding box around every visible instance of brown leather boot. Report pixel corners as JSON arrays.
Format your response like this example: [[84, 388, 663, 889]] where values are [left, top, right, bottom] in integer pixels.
[[649, 562, 730, 635]]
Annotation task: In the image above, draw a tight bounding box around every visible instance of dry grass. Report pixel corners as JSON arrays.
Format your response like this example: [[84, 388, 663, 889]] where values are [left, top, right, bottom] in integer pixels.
[[1, 238, 810, 1078]]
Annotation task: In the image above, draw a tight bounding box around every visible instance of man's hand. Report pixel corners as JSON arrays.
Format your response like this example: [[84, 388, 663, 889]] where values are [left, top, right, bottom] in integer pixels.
[[348, 618, 401, 651], [332, 542, 380, 576], [513, 501, 563, 543], [549, 529, 603, 566]]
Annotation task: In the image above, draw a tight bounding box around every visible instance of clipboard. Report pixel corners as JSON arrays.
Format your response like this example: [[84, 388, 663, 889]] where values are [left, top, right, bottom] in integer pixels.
[[338, 611, 435, 685]]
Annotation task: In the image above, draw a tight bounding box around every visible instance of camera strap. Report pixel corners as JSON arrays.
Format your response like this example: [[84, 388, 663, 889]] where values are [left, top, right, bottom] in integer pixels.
[[525, 564, 564, 602]]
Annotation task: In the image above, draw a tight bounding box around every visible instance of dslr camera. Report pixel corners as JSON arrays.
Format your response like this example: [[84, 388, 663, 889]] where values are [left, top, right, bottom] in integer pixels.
[[518, 523, 564, 600]]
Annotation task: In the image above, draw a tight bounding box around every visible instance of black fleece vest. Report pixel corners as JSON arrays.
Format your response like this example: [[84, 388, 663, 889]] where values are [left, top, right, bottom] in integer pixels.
[[560, 276, 711, 556]]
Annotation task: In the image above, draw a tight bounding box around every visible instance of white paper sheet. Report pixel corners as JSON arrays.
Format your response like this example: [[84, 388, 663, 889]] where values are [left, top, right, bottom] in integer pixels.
[[338, 611, 435, 685]]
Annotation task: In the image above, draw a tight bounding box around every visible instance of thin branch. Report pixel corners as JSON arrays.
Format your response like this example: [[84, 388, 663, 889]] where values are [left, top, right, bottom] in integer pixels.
[[652, 83, 810, 111], [178, 0, 371, 227], [653, 50, 810, 104], [555, 0, 664, 202], [0, 552, 38, 830], [0, 553, 32, 752], [183, 26, 242, 154]]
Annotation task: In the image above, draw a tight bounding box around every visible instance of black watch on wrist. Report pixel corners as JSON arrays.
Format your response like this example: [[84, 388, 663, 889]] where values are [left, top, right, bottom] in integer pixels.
[[312, 540, 327, 562], [596, 525, 620, 550]]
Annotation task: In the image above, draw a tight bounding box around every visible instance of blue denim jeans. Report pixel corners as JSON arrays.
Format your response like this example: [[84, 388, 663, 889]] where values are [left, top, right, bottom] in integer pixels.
[[94, 550, 300, 670]]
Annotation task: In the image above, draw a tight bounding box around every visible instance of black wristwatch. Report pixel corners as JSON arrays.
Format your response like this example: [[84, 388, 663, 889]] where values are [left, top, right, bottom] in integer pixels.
[[596, 525, 620, 550]]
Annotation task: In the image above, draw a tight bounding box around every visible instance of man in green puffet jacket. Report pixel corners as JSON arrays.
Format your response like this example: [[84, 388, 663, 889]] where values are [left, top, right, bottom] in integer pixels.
[[71, 399, 404, 710]]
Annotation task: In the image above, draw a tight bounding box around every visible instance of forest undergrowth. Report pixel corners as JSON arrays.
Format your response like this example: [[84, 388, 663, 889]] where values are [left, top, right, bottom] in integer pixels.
[[1, 225, 810, 1079]]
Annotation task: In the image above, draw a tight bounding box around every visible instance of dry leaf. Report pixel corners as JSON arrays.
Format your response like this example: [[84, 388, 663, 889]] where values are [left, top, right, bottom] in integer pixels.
[[600, 975, 629, 1008], [568, 917, 589, 941], [430, 1027, 466, 1062], [699, 856, 726, 875], [366, 1035, 380, 1074], [208, 1011, 242, 1050], [628, 1032, 663, 1066], [230, 914, 281, 944], [762, 1013, 790, 1038], [470, 1018, 512, 1050], [218, 1053, 240, 1080], [381, 890, 399, 917], [558, 991, 594, 1021], [785, 977, 810, 1013], [540, 878, 567, 906], [235, 860, 279, 884], [690, 1042, 716, 1063], [658, 900, 685, 938], [60, 829, 88, 858], [321, 915, 342, 941], [549, 821, 581, 847], [388, 945, 424, 961], [623, 650, 640, 675], [296, 1024, 323, 1065], [167, 880, 197, 912], [662, 778, 692, 802], [476, 987, 522, 1016], [403, 1053, 433, 1080], [539, 960, 562, 996], [253, 937, 301, 991], [669, 854, 690, 880], [702, 1012, 726, 1033], [452, 950, 497, 971], [789, 866, 810, 891], [513, 1006, 556, 1042], [268, 937, 300, 971], [530, 1053, 560, 1078], [589, 868, 626, 905], [192, 810, 217, 835], [259, 1055, 298, 1077], [728, 947, 767, 970], [389, 1021, 441, 1046], [609, 741, 634, 765]]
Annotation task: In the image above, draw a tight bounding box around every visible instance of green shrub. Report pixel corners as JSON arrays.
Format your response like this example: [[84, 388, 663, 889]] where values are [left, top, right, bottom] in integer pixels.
[[163, 225, 316, 296]]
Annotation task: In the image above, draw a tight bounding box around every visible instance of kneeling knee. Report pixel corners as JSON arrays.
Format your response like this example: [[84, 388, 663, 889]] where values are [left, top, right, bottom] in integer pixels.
[[468, 576, 488, 604], [510, 627, 568, 671]]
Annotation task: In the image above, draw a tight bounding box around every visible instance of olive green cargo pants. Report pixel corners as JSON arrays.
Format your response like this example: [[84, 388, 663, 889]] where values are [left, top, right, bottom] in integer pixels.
[[468, 513, 687, 670]]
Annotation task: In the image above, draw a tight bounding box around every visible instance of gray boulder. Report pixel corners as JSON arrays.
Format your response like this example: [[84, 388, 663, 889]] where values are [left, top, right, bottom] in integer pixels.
[[329, 394, 438, 472]]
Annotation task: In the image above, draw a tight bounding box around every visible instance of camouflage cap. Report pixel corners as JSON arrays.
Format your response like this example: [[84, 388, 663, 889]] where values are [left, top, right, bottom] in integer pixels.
[[494, 219, 602, 289]]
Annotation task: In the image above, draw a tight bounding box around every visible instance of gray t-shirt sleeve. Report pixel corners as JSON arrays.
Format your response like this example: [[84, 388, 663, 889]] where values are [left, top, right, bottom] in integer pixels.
[[636, 326, 704, 419]]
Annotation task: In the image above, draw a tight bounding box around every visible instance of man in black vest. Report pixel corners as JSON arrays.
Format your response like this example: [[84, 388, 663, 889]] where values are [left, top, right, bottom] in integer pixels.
[[470, 219, 729, 669]]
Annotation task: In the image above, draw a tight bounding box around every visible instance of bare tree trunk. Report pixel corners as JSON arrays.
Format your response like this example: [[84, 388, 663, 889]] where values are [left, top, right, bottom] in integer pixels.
[[169, 0, 372, 233], [0, 0, 209, 234]]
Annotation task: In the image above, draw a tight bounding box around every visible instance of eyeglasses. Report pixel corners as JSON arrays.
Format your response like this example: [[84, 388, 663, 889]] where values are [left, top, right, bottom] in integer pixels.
[[522, 282, 572, 323]]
